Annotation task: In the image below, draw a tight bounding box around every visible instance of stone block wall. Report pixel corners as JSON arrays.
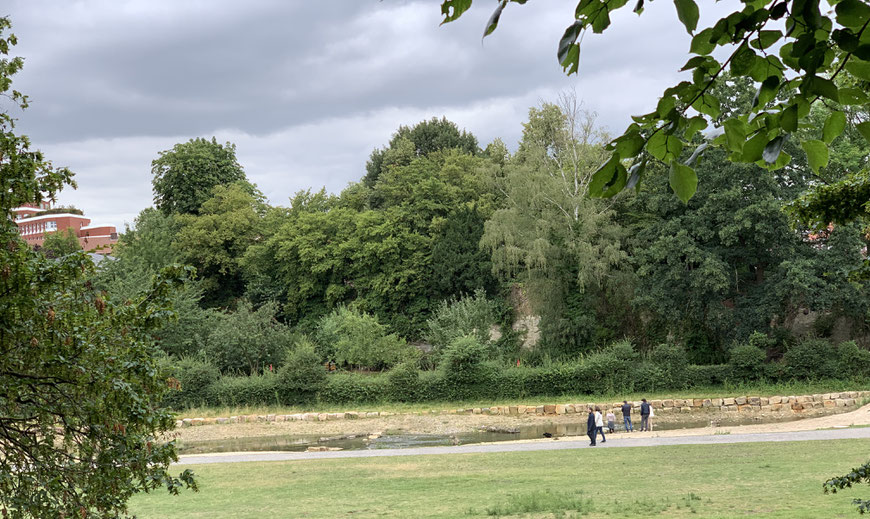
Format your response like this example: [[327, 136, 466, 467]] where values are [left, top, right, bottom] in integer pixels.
[[175, 391, 869, 428]]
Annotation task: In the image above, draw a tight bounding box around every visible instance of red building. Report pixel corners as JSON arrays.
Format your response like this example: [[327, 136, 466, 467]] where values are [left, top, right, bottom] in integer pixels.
[[13, 202, 118, 254]]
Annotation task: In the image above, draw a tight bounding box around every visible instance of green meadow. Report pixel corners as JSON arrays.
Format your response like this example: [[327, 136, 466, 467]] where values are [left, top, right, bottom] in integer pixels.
[[131, 438, 870, 518]]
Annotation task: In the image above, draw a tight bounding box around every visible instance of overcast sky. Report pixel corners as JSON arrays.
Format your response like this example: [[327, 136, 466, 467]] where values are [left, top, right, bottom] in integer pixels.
[[5, 0, 734, 230]]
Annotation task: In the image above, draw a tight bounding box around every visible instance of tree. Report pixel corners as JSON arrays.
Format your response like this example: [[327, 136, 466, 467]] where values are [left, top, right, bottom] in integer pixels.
[[439, 0, 870, 223], [174, 182, 270, 308], [480, 97, 627, 354], [0, 17, 195, 517], [151, 137, 247, 216], [39, 227, 81, 258], [364, 117, 480, 188]]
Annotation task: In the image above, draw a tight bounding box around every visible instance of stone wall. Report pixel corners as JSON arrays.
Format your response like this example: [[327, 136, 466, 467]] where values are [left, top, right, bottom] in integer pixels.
[[175, 391, 869, 428]]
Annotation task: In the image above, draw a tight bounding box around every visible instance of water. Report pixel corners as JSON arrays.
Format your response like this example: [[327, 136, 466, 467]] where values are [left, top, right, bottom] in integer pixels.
[[175, 412, 812, 455]]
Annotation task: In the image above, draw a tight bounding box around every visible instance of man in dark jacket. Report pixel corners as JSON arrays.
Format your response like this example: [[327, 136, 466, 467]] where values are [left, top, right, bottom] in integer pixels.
[[640, 398, 651, 431], [586, 407, 597, 446], [621, 400, 633, 432]]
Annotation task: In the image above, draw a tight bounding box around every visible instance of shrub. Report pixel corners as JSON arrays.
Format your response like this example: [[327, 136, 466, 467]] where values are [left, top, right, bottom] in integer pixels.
[[208, 372, 280, 407], [425, 289, 499, 354], [836, 341, 870, 380], [783, 337, 838, 380], [277, 341, 327, 405], [202, 300, 297, 375], [728, 342, 766, 381], [437, 335, 498, 399], [316, 306, 415, 370], [686, 364, 731, 387], [385, 361, 422, 402], [164, 356, 220, 409], [650, 343, 689, 389], [631, 362, 664, 392], [320, 373, 388, 404]]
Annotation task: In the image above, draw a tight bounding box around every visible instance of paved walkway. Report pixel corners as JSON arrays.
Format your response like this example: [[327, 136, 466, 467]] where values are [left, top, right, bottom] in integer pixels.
[[176, 426, 870, 465]]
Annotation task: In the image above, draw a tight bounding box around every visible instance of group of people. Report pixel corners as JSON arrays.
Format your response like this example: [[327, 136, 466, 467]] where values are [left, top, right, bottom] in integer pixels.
[[585, 398, 654, 446]]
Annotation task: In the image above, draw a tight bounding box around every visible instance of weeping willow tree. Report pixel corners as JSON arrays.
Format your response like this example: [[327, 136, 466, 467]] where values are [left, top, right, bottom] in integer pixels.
[[481, 93, 629, 353]]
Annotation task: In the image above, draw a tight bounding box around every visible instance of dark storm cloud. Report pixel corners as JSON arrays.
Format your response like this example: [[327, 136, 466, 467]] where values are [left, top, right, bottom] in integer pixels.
[[3, 0, 741, 230]]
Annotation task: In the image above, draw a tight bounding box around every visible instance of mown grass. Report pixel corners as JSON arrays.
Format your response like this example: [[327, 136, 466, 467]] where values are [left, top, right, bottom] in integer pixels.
[[130, 438, 870, 518], [174, 379, 868, 418]]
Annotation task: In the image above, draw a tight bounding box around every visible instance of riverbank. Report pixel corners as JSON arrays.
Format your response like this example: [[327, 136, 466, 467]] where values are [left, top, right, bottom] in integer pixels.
[[168, 390, 870, 445]]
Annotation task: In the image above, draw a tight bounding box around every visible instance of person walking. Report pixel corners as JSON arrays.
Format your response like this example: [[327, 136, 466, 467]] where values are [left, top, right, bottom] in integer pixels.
[[594, 406, 606, 443], [586, 407, 597, 446], [640, 398, 651, 432], [606, 410, 616, 434], [621, 400, 633, 432]]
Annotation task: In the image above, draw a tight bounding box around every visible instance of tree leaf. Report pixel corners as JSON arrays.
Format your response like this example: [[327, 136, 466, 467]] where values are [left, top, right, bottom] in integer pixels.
[[684, 116, 708, 140], [845, 59, 870, 81], [588, 154, 620, 197], [440, 0, 473, 24], [752, 30, 782, 50], [738, 131, 768, 162], [835, 0, 870, 29], [762, 135, 785, 164], [730, 44, 756, 76], [801, 139, 829, 174], [822, 111, 847, 144], [857, 121, 870, 145], [692, 94, 721, 119], [557, 21, 583, 67], [673, 0, 699, 33], [723, 119, 748, 152], [752, 76, 779, 109], [806, 75, 839, 102], [648, 131, 683, 162], [669, 162, 698, 204], [690, 28, 715, 55], [483, 1, 506, 38], [615, 131, 645, 158], [780, 104, 798, 133], [626, 158, 647, 191]]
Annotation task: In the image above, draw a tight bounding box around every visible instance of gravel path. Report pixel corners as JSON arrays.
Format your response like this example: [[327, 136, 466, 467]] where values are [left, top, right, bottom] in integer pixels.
[[176, 426, 870, 465]]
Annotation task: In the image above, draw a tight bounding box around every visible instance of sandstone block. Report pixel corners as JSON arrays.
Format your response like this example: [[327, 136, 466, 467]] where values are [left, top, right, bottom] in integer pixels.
[[737, 405, 752, 412], [845, 398, 856, 407], [536, 406, 545, 414], [702, 399, 712, 407], [735, 396, 747, 405], [680, 406, 692, 413], [471, 408, 481, 415], [508, 406, 518, 415], [760, 398, 769, 406], [761, 405, 772, 412], [813, 394, 824, 402], [316, 414, 327, 421], [190, 418, 204, 426], [693, 399, 704, 407], [823, 400, 836, 408], [651, 400, 662, 408], [266, 414, 276, 422], [836, 399, 847, 407], [203, 417, 216, 425], [544, 404, 557, 414], [555, 405, 566, 415], [768, 396, 781, 404], [771, 404, 782, 411], [723, 398, 735, 406], [216, 417, 229, 424], [175, 420, 184, 428], [711, 399, 723, 406], [565, 405, 575, 414], [748, 397, 760, 406], [662, 400, 674, 407]]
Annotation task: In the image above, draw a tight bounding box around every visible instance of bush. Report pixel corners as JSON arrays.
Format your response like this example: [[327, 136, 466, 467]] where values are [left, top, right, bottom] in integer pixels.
[[164, 356, 220, 409], [686, 364, 731, 387], [437, 336, 498, 399], [836, 341, 870, 380], [277, 341, 327, 405], [631, 362, 664, 392], [385, 361, 422, 402], [425, 289, 499, 354], [316, 306, 415, 370], [783, 337, 838, 380], [650, 343, 689, 389], [208, 372, 280, 407], [728, 343, 766, 381], [202, 300, 297, 375], [320, 373, 388, 404]]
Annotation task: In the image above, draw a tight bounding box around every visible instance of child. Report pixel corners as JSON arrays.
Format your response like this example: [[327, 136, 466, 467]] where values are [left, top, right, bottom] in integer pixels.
[[606, 410, 615, 433]]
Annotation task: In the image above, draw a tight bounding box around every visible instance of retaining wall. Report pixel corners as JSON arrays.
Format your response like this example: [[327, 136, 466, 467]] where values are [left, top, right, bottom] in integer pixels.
[[175, 391, 870, 428]]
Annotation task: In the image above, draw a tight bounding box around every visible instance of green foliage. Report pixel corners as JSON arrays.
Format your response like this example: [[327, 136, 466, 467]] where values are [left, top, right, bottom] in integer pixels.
[[650, 343, 690, 389], [836, 341, 870, 380], [202, 301, 297, 375], [174, 182, 270, 308], [320, 373, 388, 404], [824, 458, 870, 514], [729, 338, 767, 381], [425, 289, 499, 354], [316, 306, 415, 370], [164, 356, 221, 409], [783, 338, 839, 380], [441, 0, 870, 229], [276, 341, 328, 405], [208, 372, 280, 408], [0, 17, 195, 516], [39, 227, 81, 258], [364, 116, 479, 188], [151, 137, 247, 216], [385, 361, 422, 402]]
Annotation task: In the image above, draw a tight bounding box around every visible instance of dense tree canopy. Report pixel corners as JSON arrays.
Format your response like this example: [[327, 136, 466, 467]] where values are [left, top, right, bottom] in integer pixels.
[[0, 17, 195, 517], [151, 137, 247, 216]]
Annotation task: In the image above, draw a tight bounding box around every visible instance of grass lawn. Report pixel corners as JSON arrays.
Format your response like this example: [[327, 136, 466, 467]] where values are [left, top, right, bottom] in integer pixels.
[[130, 439, 870, 518]]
